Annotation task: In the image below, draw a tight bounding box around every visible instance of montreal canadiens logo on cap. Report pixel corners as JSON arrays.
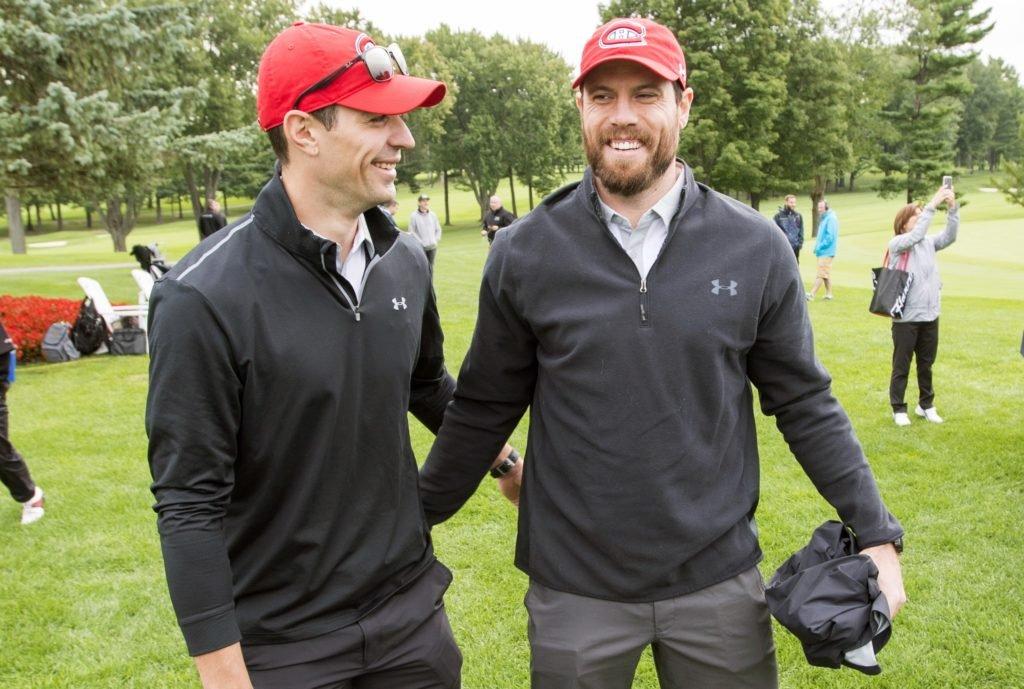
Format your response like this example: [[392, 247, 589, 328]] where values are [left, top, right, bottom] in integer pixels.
[[598, 20, 647, 49]]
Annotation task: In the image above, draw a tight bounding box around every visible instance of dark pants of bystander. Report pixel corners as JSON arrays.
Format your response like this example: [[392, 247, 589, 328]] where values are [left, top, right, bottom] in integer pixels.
[[0, 382, 36, 503], [890, 318, 939, 413]]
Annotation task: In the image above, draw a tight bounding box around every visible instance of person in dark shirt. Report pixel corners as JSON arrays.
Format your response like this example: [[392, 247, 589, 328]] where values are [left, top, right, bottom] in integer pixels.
[[0, 319, 45, 525], [481, 194, 516, 244], [147, 22, 509, 689], [772, 194, 804, 263], [197, 198, 228, 239], [419, 18, 905, 689]]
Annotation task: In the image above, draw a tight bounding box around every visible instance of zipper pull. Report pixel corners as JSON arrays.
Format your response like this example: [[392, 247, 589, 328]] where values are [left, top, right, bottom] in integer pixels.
[[354, 306, 361, 322], [639, 278, 648, 324]]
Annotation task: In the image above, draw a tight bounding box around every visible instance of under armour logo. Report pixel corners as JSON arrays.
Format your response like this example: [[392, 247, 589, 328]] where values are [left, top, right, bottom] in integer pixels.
[[711, 279, 738, 296], [392, 297, 408, 310]]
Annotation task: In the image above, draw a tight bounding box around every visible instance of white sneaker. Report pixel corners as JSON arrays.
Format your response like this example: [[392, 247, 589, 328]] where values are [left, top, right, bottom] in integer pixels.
[[915, 406, 944, 423], [20, 487, 45, 525], [805, 292, 813, 301], [893, 412, 911, 427]]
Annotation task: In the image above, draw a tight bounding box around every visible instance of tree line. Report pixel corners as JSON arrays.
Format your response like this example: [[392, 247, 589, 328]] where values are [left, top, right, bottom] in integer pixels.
[[1, 0, 1021, 253]]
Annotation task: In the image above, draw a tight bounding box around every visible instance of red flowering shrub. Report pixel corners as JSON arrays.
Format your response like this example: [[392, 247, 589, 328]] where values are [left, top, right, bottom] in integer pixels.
[[0, 295, 81, 363]]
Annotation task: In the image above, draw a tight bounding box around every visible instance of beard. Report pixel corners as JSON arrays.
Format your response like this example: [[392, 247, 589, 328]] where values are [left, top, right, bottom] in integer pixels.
[[584, 125, 677, 197]]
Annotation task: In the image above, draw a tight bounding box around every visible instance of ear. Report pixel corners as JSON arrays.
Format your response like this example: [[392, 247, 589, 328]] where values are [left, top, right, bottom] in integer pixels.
[[282, 110, 319, 159], [677, 87, 694, 130], [574, 89, 583, 113]]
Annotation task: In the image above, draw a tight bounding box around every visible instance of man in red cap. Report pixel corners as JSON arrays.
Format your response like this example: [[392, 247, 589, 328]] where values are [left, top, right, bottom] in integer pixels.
[[420, 17, 906, 688], [147, 22, 498, 689]]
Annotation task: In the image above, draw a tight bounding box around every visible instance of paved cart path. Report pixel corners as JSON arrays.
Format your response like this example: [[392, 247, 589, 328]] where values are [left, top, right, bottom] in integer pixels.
[[0, 263, 135, 275]]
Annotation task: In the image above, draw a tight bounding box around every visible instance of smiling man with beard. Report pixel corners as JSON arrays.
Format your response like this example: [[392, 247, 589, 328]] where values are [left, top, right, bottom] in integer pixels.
[[419, 17, 906, 689]]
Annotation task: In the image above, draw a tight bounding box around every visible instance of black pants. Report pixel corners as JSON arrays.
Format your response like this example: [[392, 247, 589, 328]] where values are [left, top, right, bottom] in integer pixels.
[[890, 319, 939, 413], [424, 248, 436, 269], [792, 245, 800, 264], [1, 381, 36, 503], [242, 560, 462, 689]]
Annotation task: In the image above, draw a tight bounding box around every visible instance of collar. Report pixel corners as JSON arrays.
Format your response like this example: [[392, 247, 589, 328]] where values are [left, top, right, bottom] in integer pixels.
[[597, 162, 686, 230], [578, 159, 697, 244], [252, 172, 399, 265], [302, 214, 375, 260]]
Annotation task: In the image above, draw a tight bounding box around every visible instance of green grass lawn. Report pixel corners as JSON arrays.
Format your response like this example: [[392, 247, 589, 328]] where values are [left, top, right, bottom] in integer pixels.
[[1, 174, 1022, 688]]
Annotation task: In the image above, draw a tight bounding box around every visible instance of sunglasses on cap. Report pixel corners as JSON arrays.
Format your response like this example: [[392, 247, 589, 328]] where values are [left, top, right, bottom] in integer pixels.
[[293, 43, 409, 110]]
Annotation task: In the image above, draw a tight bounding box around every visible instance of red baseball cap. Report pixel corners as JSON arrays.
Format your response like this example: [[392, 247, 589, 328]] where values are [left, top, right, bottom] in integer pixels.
[[572, 18, 687, 90], [257, 22, 446, 131]]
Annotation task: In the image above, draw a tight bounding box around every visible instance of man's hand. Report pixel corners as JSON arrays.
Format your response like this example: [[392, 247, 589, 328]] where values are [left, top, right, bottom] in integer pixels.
[[862, 543, 907, 618], [498, 458, 523, 507], [194, 643, 253, 689], [492, 444, 523, 507], [481, 229, 488, 236]]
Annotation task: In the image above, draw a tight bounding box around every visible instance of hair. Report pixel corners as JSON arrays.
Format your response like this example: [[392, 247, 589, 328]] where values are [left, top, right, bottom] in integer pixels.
[[893, 203, 922, 236], [785, 194, 796, 201], [266, 105, 340, 165]]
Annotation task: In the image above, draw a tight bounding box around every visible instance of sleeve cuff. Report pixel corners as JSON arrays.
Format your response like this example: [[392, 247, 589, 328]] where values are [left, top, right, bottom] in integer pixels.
[[181, 605, 242, 657], [850, 515, 904, 551]]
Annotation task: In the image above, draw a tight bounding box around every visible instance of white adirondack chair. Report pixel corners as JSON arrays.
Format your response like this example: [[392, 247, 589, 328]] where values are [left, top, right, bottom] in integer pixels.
[[77, 276, 149, 352], [131, 269, 155, 302]]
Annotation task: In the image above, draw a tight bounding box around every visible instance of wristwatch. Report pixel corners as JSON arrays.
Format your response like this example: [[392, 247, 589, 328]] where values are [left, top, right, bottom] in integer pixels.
[[490, 448, 520, 478], [891, 536, 904, 554]]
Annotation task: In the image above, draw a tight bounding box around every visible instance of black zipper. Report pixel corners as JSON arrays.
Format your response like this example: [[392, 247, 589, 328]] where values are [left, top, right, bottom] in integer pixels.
[[321, 253, 361, 322], [639, 277, 650, 327], [585, 184, 687, 331]]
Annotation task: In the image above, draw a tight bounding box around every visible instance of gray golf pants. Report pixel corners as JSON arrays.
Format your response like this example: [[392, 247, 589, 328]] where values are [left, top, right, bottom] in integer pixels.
[[526, 567, 778, 689]]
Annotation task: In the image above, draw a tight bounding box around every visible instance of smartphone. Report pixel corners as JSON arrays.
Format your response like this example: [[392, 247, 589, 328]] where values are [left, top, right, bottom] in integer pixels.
[[942, 175, 953, 189]]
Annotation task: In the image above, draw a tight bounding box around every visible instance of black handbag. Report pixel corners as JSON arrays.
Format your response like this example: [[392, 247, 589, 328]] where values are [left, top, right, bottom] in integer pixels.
[[109, 327, 147, 355], [869, 250, 913, 318]]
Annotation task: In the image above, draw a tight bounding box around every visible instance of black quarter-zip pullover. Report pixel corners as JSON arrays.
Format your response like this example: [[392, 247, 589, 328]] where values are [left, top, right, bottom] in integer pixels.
[[147, 174, 454, 655], [420, 164, 902, 603]]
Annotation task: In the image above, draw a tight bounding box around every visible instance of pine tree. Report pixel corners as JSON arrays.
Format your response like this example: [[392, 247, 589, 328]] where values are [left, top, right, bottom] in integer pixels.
[[877, 0, 992, 202]]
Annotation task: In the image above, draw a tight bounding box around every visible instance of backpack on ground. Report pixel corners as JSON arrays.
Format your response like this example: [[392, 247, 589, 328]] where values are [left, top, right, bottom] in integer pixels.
[[71, 298, 109, 355], [41, 322, 81, 363]]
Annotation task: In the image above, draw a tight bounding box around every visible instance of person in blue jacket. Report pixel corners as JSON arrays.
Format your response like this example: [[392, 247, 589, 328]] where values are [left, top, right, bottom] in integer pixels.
[[808, 199, 838, 301]]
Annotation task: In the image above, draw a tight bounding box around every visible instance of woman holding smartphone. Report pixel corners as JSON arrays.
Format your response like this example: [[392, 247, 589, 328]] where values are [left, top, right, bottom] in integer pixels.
[[887, 184, 958, 426]]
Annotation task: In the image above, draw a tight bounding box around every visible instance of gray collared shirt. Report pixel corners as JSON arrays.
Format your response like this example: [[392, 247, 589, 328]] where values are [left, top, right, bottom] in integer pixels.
[[597, 165, 686, 279]]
